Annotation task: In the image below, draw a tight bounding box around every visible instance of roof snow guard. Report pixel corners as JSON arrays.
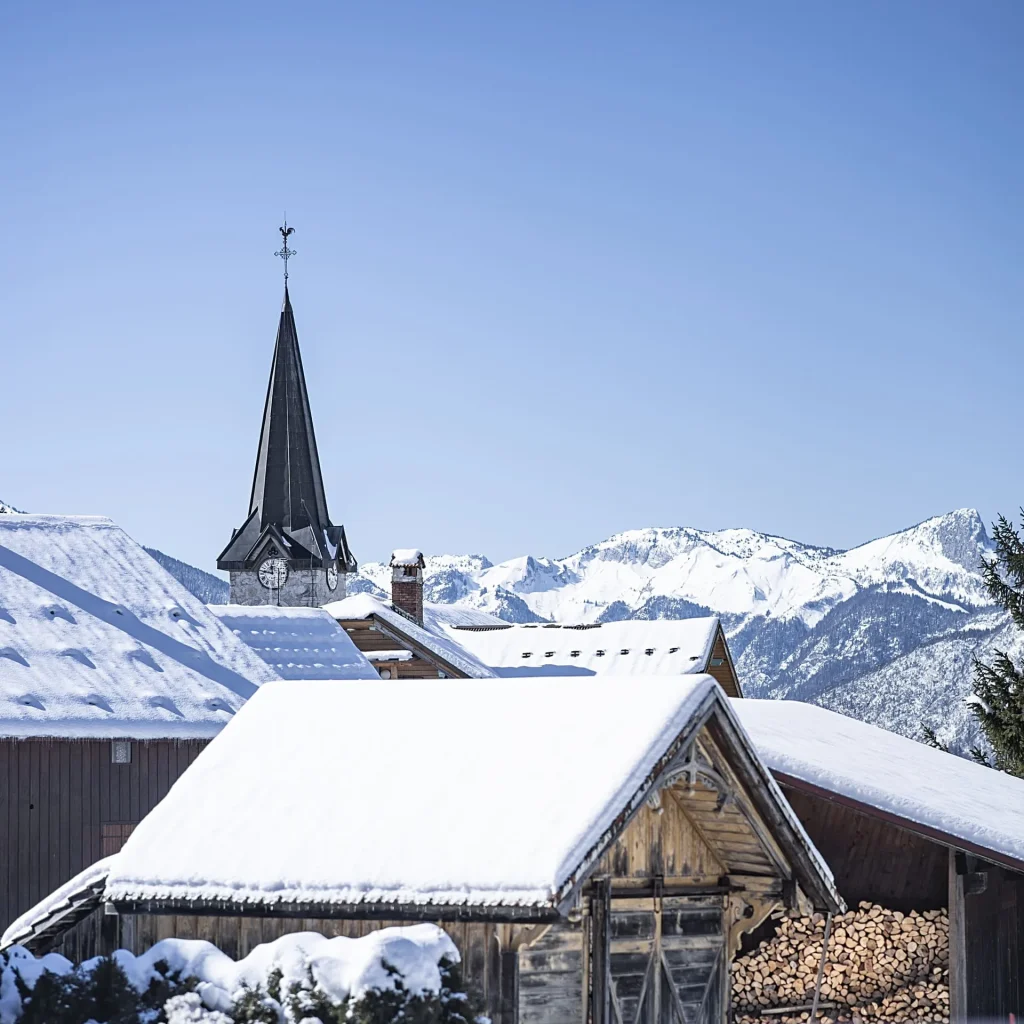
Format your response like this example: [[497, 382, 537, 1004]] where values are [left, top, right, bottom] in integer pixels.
[[218, 287, 355, 574], [0, 515, 278, 738]]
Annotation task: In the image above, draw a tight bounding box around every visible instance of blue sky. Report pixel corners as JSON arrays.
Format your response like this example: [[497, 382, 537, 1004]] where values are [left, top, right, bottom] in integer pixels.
[[2, 2, 1021, 568]]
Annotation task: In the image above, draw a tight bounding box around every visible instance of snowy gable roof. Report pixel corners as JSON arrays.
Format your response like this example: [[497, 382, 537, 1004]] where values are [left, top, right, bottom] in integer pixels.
[[733, 699, 1024, 872], [208, 606, 378, 681], [0, 515, 278, 738], [323, 594, 497, 678], [104, 675, 837, 915], [442, 618, 721, 679]]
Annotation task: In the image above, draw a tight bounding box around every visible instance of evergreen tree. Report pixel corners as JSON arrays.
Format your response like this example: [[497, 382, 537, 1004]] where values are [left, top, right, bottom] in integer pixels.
[[970, 511, 1024, 777]]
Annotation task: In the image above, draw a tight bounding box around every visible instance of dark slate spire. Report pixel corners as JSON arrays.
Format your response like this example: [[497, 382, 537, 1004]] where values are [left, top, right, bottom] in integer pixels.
[[248, 286, 330, 538], [218, 283, 354, 574]]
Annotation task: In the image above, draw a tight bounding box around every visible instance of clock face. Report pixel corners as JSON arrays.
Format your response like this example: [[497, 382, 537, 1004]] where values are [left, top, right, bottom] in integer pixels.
[[326, 564, 339, 591], [258, 557, 289, 589]]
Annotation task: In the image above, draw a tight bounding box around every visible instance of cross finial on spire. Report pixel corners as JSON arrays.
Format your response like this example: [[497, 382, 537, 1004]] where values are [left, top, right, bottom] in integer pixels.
[[275, 219, 296, 281]]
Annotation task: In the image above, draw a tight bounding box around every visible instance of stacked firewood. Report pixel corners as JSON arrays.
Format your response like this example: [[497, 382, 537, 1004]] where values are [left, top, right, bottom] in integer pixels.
[[731, 902, 949, 1024]]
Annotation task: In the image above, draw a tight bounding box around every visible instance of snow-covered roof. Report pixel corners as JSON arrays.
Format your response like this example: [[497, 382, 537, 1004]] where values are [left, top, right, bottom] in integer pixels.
[[0, 515, 279, 738], [104, 675, 836, 914], [323, 594, 497, 678], [1, 856, 115, 951], [390, 549, 424, 567], [443, 618, 721, 678], [733, 698, 1024, 871], [207, 605, 378, 681]]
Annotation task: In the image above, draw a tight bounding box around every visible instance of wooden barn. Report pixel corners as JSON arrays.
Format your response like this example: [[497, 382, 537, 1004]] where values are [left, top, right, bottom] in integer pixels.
[[0, 513, 286, 937], [4, 675, 841, 1024], [735, 698, 1024, 1021]]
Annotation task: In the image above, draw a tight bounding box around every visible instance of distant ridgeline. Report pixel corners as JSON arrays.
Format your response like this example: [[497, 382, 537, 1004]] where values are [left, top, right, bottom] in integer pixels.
[[3, 490, 1012, 753], [345, 509, 1010, 756]]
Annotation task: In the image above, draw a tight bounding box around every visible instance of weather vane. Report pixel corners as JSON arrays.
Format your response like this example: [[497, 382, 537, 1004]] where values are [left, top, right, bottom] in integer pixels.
[[275, 219, 296, 281]]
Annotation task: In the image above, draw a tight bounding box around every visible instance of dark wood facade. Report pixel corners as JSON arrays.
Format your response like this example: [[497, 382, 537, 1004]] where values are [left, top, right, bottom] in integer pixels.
[[0, 737, 206, 935]]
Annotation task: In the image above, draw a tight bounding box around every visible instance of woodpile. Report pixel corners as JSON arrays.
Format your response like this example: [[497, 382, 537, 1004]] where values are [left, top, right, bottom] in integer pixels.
[[731, 902, 949, 1024]]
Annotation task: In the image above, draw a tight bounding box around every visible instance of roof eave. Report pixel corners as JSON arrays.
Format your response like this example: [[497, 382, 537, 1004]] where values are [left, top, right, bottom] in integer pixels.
[[773, 768, 1024, 876], [110, 896, 561, 924]]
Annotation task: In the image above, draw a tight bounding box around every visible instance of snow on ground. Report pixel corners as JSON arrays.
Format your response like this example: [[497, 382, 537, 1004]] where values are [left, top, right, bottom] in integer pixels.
[[0, 924, 458, 1023], [733, 697, 1024, 868], [444, 618, 720, 677], [105, 676, 720, 909], [0, 515, 278, 738], [323, 593, 497, 678], [208, 605, 378, 680]]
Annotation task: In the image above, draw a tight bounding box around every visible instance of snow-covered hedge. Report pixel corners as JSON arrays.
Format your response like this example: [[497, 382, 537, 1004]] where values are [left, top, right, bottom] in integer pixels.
[[0, 925, 479, 1024]]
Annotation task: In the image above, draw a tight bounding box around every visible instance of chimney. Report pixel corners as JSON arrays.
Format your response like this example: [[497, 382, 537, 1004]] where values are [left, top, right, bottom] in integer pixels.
[[389, 549, 425, 625]]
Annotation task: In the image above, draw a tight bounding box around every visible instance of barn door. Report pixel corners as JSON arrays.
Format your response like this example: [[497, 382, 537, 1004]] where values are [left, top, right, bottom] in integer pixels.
[[602, 895, 725, 1024]]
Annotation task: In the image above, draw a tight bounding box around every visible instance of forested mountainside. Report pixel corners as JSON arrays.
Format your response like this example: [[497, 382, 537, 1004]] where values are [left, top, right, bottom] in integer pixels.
[[144, 547, 230, 604]]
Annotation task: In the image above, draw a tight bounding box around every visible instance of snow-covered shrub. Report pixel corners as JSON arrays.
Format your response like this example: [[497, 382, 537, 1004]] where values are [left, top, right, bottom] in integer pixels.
[[0, 925, 481, 1024]]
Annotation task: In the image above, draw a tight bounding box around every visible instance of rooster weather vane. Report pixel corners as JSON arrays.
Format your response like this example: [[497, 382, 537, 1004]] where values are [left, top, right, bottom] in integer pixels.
[[275, 220, 296, 281]]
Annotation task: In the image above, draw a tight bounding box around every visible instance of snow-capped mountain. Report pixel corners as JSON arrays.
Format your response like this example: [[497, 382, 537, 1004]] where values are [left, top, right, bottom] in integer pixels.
[[353, 509, 1009, 752], [3, 490, 1009, 753]]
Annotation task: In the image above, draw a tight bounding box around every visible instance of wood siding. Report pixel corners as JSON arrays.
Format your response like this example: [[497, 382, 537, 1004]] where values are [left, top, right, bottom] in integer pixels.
[[780, 785, 947, 911], [340, 619, 461, 679], [0, 737, 206, 933], [706, 631, 741, 699], [964, 864, 1023, 1018], [518, 922, 585, 1024], [593, 795, 723, 882]]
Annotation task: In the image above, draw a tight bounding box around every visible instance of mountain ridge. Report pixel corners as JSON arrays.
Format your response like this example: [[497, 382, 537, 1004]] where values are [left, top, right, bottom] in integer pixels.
[[3, 495, 1008, 753], [352, 508, 1006, 752]]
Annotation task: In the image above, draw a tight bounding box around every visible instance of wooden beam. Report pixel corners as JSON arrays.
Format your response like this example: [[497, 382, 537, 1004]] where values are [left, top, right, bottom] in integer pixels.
[[947, 849, 967, 1023]]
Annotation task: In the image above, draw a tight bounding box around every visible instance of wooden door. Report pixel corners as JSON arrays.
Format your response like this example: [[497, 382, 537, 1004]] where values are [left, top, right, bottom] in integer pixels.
[[603, 895, 725, 1024]]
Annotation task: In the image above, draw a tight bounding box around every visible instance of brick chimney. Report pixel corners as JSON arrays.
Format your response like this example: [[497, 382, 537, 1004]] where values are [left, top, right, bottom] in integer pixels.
[[389, 549, 425, 625]]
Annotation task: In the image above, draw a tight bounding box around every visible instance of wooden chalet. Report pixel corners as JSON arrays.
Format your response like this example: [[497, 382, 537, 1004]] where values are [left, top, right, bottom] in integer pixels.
[[735, 698, 1024, 1020], [5, 675, 841, 1024], [0, 513, 280, 938]]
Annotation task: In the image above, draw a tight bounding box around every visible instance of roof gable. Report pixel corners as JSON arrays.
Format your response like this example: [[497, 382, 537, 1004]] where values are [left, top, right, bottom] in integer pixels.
[[0, 515, 278, 738], [324, 594, 497, 678]]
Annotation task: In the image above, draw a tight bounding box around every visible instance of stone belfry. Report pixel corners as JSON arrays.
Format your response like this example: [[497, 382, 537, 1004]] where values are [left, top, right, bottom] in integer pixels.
[[217, 224, 356, 605]]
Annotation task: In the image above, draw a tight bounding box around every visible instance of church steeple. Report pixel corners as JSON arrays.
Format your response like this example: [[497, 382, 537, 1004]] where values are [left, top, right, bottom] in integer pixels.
[[217, 226, 355, 606], [247, 285, 331, 541]]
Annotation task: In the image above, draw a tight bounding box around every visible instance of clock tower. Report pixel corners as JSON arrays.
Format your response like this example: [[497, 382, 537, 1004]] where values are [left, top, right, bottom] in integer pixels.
[[217, 225, 355, 605]]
